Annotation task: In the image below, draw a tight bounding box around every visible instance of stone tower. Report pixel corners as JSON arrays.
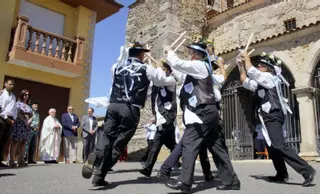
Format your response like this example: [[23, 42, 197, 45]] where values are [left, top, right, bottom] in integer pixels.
[[125, 0, 209, 160]]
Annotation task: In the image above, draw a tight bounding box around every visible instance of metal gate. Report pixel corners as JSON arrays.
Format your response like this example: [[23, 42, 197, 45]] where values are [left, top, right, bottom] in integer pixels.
[[221, 80, 254, 160], [312, 63, 320, 153], [221, 64, 301, 160]]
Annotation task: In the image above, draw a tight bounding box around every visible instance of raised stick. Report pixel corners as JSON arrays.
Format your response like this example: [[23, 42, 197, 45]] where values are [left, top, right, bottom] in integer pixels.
[[143, 45, 152, 62], [170, 31, 187, 48], [248, 49, 255, 56], [166, 30, 192, 41], [244, 33, 254, 51], [145, 53, 159, 67], [173, 38, 187, 52], [146, 44, 152, 64]]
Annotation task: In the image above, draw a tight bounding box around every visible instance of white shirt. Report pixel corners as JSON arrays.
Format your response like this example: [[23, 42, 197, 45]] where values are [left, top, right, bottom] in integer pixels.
[[89, 116, 93, 130], [0, 89, 17, 120], [242, 66, 275, 92], [144, 123, 157, 140], [166, 51, 213, 125], [212, 74, 225, 102], [68, 113, 74, 122]]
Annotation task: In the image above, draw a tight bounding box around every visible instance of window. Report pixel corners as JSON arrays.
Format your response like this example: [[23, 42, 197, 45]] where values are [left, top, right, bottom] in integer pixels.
[[227, 0, 234, 8], [284, 18, 297, 31], [207, 0, 215, 6]]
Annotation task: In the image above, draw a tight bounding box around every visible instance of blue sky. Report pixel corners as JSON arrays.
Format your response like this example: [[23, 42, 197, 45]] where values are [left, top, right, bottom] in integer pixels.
[[89, 0, 135, 116]]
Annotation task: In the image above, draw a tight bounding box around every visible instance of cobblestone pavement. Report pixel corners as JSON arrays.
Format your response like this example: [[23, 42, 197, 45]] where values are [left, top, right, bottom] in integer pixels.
[[0, 161, 319, 194]]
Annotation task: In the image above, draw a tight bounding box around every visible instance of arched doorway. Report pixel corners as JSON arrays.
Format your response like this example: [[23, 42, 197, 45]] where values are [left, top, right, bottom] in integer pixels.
[[312, 59, 320, 152], [221, 56, 300, 160]]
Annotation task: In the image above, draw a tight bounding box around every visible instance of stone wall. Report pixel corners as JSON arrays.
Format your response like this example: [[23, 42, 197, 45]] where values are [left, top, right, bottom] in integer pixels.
[[208, 0, 320, 55]]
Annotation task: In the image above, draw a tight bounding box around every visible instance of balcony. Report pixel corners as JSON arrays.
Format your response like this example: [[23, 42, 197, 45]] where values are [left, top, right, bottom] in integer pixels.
[[7, 15, 85, 78]]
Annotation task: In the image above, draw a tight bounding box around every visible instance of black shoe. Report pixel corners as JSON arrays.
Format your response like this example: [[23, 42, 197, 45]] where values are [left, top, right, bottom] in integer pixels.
[[204, 173, 214, 181], [92, 179, 109, 187], [302, 170, 316, 187], [156, 171, 170, 182], [165, 179, 191, 193], [108, 169, 113, 172], [28, 160, 37, 164], [268, 173, 289, 182], [139, 168, 152, 177], [0, 162, 8, 168], [216, 180, 241, 190], [82, 153, 96, 179]]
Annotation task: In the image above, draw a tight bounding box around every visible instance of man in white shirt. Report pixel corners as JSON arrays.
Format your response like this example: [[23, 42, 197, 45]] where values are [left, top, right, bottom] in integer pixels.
[[163, 38, 240, 192], [139, 60, 180, 177], [0, 79, 17, 167], [238, 51, 315, 187], [81, 42, 183, 187]]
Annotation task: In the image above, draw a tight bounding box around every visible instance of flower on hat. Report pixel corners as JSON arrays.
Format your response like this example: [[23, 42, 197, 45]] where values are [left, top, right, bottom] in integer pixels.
[[269, 54, 274, 60], [161, 59, 167, 63], [277, 59, 282, 65], [261, 52, 267, 57]]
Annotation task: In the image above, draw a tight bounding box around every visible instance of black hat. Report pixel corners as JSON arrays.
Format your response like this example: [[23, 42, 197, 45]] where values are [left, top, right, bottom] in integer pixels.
[[128, 41, 150, 52], [186, 35, 213, 54], [160, 59, 172, 72], [30, 100, 38, 105], [258, 52, 282, 69]]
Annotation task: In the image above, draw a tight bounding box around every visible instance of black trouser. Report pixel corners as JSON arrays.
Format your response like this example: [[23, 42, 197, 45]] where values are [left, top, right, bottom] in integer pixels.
[[177, 104, 218, 185], [83, 135, 96, 161], [0, 118, 11, 162], [25, 129, 39, 161], [264, 113, 313, 178], [160, 139, 211, 176], [205, 118, 239, 185], [141, 140, 154, 162], [178, 105, 239, 186], [93, 103, 140, 180], [143, 122, 176, 171]]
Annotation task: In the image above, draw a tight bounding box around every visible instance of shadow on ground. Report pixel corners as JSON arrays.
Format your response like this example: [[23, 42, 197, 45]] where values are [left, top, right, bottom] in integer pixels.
[[250, 174, 305, 186], [89, 169, 222, 193], [0, 173, 15, 178]]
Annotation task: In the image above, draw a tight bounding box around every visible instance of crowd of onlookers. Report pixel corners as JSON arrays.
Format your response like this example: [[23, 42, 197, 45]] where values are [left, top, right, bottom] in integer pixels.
[[0, 78, 129, 168]]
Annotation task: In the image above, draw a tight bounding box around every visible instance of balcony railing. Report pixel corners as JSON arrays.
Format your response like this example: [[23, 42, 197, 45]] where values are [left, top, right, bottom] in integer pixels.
[[7, 15, 85, 77]]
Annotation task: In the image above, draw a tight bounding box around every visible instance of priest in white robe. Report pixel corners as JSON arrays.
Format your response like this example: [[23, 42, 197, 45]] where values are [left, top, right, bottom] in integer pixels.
[[39, 108, 62, 163]]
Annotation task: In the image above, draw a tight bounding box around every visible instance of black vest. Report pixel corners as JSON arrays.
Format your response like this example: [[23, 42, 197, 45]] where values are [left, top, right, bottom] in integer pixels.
[[156, 86, 177, 123], [109, 59, 150, 108], [253, 85, 281, 119], [180, 69, 215, 112]]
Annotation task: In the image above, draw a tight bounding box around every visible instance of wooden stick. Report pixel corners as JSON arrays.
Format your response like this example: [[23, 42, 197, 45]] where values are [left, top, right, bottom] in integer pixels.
[[143, 45, 152, 62], [170, 31, 187, 48], [244, 33, 254, 51], [173, 38, 187, 52], [145, 53, 159, 67], [166, 30, 192, 41], [146, 44, 152, 64], [248, 49, 255, 56]]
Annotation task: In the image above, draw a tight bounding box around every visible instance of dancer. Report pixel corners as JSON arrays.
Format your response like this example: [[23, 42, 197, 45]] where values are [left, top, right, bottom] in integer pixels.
[[81, 42, 179, 187], [238, 51, 316, 186], [157, 49, 229, 184], [163, 36, 240, 192], [139, 60, 179, 177]]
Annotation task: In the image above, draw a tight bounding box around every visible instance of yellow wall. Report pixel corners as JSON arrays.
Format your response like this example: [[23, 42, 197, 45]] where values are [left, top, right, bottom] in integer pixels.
[[0, 0, 96, 119]]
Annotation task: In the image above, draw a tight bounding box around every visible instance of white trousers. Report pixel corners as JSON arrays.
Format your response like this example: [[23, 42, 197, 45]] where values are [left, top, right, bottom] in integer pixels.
[[63, 136, 78, 162]]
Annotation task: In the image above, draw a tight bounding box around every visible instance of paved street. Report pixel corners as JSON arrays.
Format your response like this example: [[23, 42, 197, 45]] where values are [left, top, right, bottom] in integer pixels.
[[0, 161, 319, 194]]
